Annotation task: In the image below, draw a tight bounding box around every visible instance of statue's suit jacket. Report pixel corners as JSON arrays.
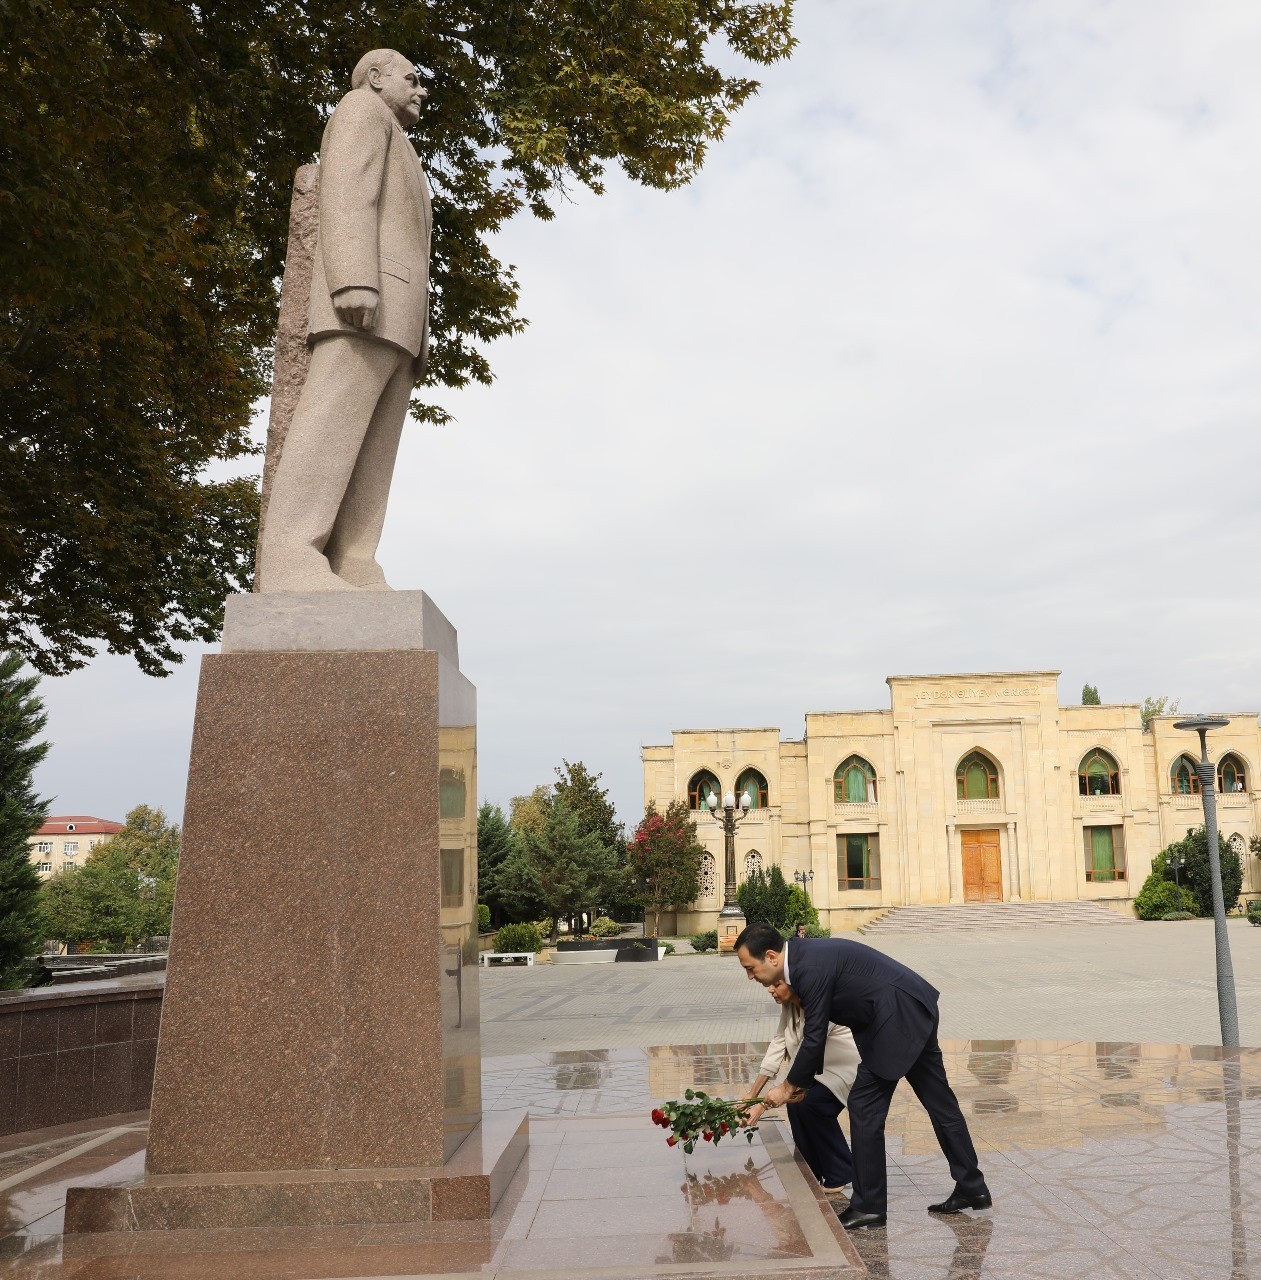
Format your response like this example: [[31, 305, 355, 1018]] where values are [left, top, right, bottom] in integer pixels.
[[307, 86, 432, 367], [784, 938, 940, 1087]]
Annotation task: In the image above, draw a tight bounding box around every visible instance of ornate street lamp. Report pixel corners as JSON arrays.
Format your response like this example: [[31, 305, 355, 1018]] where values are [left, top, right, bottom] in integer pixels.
[[1173, 715, 1240, 1048], [1169, 848, 1185, 899], [793, 869, 814, 898], [706, 790, 751, 938]]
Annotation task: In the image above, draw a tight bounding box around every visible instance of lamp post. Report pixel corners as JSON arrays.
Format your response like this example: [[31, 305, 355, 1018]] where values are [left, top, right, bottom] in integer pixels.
[[793, 869, 814, 899], [1169, 848, 1185, 899], [707, 790, 750, 946], [1173, 715, 1240, 1048]]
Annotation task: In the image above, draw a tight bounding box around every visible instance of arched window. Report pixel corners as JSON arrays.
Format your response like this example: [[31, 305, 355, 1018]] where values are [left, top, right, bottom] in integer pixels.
[[1228, 833, 1247, 861], [956, 751, 999, 800], [736, 768, 769, 809], [1171, 755, 1200, 795], [835, 755, 877, 804], [698, 853, 718, 901], [687, 770, 720, 810], [1218, 754, 1247, 794], [1078, 749, 1121, 797], [743, 850, 763, 880]]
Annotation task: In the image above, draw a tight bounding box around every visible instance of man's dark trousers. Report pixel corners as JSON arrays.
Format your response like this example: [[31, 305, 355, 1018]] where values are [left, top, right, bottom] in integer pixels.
[[786, 1083, 852, 1188], [847, 1021, 984, 1214]]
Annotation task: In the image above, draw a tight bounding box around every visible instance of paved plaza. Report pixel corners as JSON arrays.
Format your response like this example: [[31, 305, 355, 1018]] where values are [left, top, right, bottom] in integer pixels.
[[482, 920, 1261, 1055], [4, 917, 1261, 1278], [4, 1040, 1260, 1279]]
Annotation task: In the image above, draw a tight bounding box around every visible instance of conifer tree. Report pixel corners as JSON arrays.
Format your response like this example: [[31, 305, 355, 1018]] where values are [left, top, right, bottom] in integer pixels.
[[0, 653, 50, 987]]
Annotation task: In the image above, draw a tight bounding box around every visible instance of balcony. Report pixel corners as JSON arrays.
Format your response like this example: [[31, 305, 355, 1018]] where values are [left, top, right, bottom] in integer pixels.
[[1218, 791, 1250, 808], [1080, 794, 1123, 812], [834, 802, 879, 822], [739, 807, 775, 823], [956, 798, 1001, 816], [1170, 794, 1201, 810], [697, 805, 777, 826]]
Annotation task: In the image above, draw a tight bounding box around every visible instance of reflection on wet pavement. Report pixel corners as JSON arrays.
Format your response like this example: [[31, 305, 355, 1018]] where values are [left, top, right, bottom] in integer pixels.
[[0, 1040, 1258, 1278]]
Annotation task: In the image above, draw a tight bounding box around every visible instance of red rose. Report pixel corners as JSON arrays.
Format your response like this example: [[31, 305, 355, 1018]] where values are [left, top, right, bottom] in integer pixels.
[[720, 1122, 729, 1133], [651, 1109, 665, 1126], [703, 1132, 713, 1141], [667, 1136, 678, 1146]]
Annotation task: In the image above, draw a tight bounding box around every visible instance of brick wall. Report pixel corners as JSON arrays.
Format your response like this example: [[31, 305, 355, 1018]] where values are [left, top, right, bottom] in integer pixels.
[[0, 979, 163, 1136]]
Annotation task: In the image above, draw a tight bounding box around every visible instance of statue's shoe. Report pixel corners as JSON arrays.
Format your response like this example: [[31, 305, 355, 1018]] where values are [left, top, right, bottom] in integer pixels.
[[331, 558, 393, 590], [258, 557, 354, 592]]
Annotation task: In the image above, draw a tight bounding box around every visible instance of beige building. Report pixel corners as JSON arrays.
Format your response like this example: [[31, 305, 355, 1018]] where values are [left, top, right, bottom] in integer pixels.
[[642, 672, 1261, 932], [27, 816, 123, 878]]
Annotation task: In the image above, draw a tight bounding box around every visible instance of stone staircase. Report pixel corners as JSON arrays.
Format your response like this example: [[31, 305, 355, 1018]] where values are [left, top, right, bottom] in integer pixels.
[[860, 900, 1138, 934]]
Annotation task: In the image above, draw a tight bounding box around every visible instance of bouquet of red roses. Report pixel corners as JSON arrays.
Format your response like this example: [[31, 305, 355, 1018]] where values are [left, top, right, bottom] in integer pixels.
[[650, 1089, 760, 1154]]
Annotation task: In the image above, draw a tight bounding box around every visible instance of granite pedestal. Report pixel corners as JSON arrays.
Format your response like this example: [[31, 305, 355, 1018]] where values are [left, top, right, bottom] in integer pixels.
[[65, 593, 526, 1232]]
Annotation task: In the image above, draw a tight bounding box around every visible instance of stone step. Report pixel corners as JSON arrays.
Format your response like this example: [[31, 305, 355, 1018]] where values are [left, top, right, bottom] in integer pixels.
[[860, 901, 1138, 934]]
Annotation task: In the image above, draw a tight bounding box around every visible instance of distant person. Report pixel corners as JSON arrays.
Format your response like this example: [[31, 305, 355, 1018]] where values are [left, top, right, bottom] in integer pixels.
[[794, 923, 808, 939], [735, 924, 991, 1231], [747, 977, 857, 1193]]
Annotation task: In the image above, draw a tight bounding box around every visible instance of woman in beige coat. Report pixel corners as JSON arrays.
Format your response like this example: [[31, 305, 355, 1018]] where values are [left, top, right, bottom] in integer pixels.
[[747, 978, 860, 1192]]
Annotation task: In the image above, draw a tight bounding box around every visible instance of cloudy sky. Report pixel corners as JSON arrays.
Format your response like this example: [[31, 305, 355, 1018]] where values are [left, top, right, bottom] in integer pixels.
[[34, 1, 1261, 832]]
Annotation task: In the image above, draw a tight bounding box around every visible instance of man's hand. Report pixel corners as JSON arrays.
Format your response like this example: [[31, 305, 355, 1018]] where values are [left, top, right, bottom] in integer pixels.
[[333, 286, 379, 330], [743, 1101, 767, 1127], [764, 1081, 807, 1108]]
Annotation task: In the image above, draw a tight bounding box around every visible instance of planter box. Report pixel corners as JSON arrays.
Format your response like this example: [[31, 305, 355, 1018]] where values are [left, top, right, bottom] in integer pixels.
[[551, 949, 617, 964], [553, 937, 660, 963], [554, 936, 658, 951], [615, 945, 658, 962]]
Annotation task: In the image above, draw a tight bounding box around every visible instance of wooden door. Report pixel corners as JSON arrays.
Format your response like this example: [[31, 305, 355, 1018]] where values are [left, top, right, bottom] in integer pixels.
[[962, 829, 1003, 903]]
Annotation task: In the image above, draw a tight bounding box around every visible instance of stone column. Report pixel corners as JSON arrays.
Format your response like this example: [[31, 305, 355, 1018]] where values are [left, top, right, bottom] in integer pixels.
[[1005, 820, 1021, 900], [945, 823, 960, 903]]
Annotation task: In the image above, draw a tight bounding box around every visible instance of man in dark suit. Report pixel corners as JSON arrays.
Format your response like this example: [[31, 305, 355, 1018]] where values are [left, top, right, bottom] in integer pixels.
[[735, 923, 991, 1230]]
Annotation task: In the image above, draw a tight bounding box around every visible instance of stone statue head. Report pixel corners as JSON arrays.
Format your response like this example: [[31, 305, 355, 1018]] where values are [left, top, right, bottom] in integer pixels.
[[351, 48, 427, 128]]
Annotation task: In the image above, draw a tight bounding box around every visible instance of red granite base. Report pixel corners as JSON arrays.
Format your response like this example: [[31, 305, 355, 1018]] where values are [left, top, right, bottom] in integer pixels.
[[64, 1110, 527, 1233]]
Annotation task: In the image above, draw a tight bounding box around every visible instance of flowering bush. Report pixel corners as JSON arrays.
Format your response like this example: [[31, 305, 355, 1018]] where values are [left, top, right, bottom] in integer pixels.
[[651, 1089, 759, 1154]]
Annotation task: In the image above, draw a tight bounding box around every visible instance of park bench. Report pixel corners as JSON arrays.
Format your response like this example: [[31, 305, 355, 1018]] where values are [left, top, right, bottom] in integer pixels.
[[480, 951, 536, 967]]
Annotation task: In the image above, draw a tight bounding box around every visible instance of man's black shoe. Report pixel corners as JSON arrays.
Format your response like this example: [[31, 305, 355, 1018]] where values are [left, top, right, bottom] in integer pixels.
[[927, 1188, 993, 1215], [838, 1206, 887, 1230]]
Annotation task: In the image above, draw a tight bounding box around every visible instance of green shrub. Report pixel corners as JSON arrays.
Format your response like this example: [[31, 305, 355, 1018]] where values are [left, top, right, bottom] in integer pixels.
[[477, 904, 491, 933], [803, 923, 830, 938], [737, 866, 819, 934], [1151, 828, 1243, 917], [1160, 911, 1196, 921], [590, 916, 622, 938], [534, 918, 554, 941], [662, 941, 676, 954], [1134, 875, 1197, 921], [690, 929, 718, 952], [494, 922, 543, 953]]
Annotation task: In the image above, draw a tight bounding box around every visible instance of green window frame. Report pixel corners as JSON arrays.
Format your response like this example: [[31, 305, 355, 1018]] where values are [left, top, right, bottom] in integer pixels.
[[956, 751, 999, 800], [687, 770, 720, 810], [837, 832, 880, 890], [1083, 826, 1126, 883], [1078, 749, 1121, 797], [440, 848, 465, 907], [439, 768, 467, 820], [736, 768, 769, 809], [834, 755, 877, 804], [1171, 755, 1200, 795]]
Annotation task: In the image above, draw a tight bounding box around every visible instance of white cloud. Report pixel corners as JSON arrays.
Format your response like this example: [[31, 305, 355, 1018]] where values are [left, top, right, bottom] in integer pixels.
[[35, 1, 1261, 830]]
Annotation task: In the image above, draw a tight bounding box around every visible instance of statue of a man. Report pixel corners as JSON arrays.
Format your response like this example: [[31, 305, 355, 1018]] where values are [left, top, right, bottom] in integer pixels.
[[256, 49, 431, 592]]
